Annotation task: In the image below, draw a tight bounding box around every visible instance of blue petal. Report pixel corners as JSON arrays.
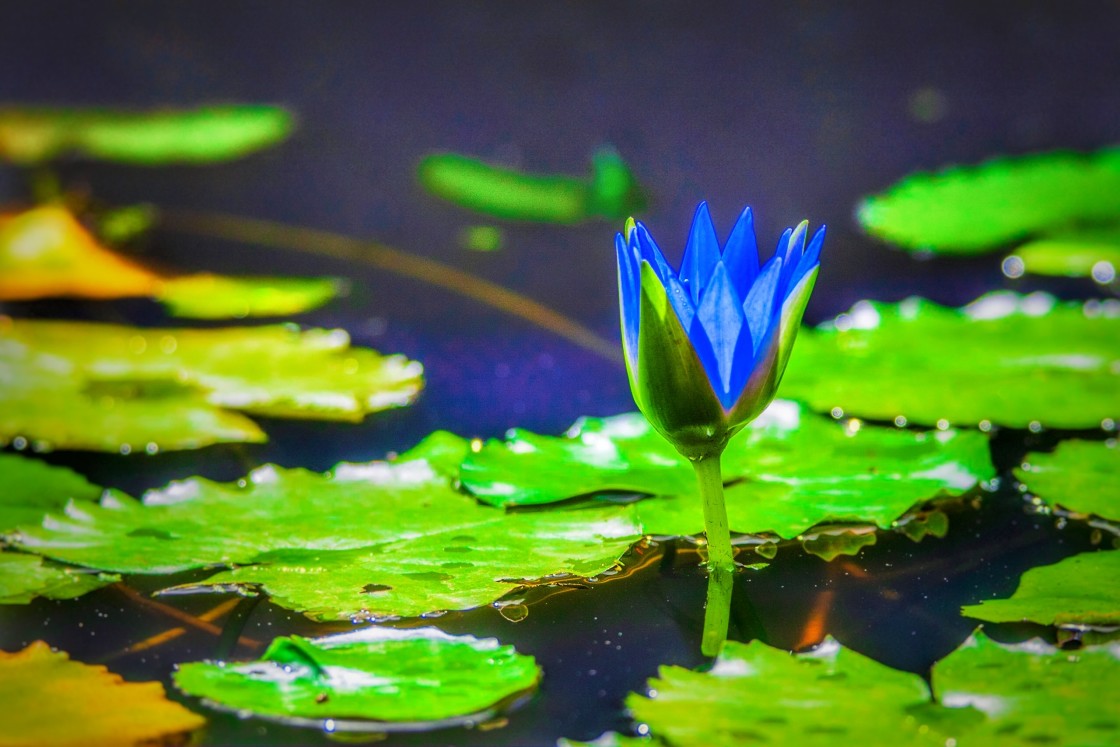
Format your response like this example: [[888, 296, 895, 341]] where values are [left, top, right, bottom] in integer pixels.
[[693, 261, 745, 405], [633, 222, 674, 285], [678, 202, 720, 306], [777, 221, 808, 302], [664, 272, 696, 330], [615, 232, 641, 370], [742, 254, 783, 355], [721, 206, 760, 300], [788, 225, 826, 296]]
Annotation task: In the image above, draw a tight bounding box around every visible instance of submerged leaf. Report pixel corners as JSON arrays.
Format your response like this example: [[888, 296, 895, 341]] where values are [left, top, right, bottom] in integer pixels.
[[0, 551, 117, 605], [174, 627, 539, 727], [0, 205, 340, 317], [961, 551, 1120, 627], [858, 147, 1120, 253], [1016, 439, 1118, 520], [0, 641, 204, 747], [932, 630, 1120, 746], [462, 400, 991, 539], [0, 319, 423, 451], [626, 637, 958, 747], [0, 104, 293, 165], [781, 293, 1120, 429], [11, 450, 642, 621]]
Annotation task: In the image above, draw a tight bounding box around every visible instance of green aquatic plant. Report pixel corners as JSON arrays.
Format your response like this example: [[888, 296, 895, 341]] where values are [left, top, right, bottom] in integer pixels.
[[418, 147, 645, 223], [174, 627, 540, 728], [0, 104, 293, 165]]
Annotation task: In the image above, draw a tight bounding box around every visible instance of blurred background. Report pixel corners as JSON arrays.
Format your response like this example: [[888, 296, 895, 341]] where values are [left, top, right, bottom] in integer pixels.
[[2, 0, 1118, 482]]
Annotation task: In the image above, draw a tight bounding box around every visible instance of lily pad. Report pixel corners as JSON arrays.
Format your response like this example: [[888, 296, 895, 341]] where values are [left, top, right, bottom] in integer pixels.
[[1010, 228, 1120, 280], [558, 735, 653, 747], [11, 451, 643, 621], [780, 292, 1120, 429], [932, 630, 1120, 746], [0, 641, 205, 746], [0, 453, 102, 531], [626, 637, 961, 747], [1016, 439, 1118, 520], [0, 205, 341, 317], [857, 146, 1120, 254], [462, 401, 991, 539], [0, 104, 292, 165], [174, 627, 539, 728], [0, 551, 117, 605], [961, 551, 1120, 627], [158, 274, 344, 319], [0, 318, 423, 451]]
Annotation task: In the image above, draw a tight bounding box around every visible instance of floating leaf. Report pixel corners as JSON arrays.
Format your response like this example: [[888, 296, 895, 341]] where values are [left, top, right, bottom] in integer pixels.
[[0, 105, 293, 165], [961, 551, 1120, 627], [11, 451, 642, 621], [1010, 228, 1120, 280], [0, 453, 102, 531], [0, 205, 340, 317], [0, 641, 205, 746], [157, 274, 344, 319], [858, 147, 1120, 253], [462, 401, 991, 539], [0, 551, 117, 605], [0, 318, 423, 451], [932, 630, 1120, 746], [174, 627, 539, 728], [418, 147, 645, 223], [781, 293, 1120, 429], [1016, 439, 1118, 520], [626, 637, 963, 747]]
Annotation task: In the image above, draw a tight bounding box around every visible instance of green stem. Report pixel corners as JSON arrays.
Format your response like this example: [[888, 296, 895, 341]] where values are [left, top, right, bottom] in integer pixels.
[[701, 564, 734, 656], [692, 454, 733, 573]]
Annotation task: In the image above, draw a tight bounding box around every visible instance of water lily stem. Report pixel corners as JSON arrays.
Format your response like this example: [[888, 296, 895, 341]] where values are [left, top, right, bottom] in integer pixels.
[[701, 564, 734, 656], [692, 454, 734, 573]]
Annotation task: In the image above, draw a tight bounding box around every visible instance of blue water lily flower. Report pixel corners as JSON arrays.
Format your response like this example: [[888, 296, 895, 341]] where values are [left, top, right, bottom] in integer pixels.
[[615, 202, 825, 460]]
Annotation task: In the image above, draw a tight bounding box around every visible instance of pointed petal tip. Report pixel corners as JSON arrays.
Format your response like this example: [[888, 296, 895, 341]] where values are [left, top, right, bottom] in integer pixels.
[[624, 216, 637, 240]]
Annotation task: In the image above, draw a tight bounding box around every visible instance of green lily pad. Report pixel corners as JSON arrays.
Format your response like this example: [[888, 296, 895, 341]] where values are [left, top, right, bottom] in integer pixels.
[[0, 551, 118, 605], [0, 641, 205, 746], [857, 146, 1120, 254], [1016, 439, 1118, 520], [626, 637, 963, 747], [157, 274, 344, 319], [174, 627, 539, 728], [0, 319, 423, 452], [0, 453, 102, 531], [932, 630, 1120, 746], [417, 147, 645, 224], [1010, 228, 1120, 280], [462, 401, 991, 539], [0, 105, 293, 165], [11, 449, 643, 621], [781, 292, 1120, 429], [961, 551, 1120, 627]]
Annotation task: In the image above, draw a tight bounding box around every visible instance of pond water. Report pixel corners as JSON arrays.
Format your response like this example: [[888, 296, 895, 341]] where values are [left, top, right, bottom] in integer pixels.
[[2, 3, 1119, 746]]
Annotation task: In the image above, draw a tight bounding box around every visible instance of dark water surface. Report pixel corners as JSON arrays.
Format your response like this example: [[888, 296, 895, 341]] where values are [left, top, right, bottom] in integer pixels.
[[1, 2, 1118, 745]]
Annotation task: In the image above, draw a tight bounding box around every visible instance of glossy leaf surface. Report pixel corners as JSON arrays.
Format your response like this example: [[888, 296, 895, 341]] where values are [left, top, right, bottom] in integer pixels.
[[0, 453, 102, 531], [0, 551, 117, 605], [0, 319, 423, 451], [781, 293, 1120, 428], [12, 451, 643, 621], [463, 401, 991, 538], [174, 628, 539, 727]]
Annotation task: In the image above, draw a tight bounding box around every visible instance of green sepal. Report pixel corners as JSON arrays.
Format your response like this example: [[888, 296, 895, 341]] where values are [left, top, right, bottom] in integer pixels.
[[636, 261, 727, 458]]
